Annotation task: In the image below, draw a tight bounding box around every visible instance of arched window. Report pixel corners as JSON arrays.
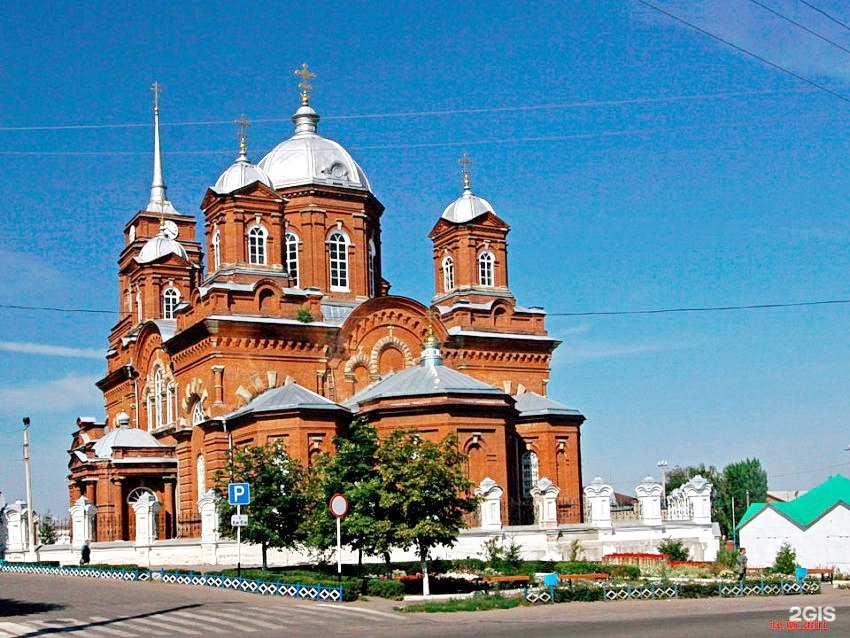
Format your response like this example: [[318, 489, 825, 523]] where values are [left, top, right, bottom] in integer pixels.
[[367, 237, 377, 297], [442, 255, 454, 292], [197, 454, 206, 499], [212, 228, 221, 271], [146, 394, 153, 431], [284, 231, 300, 287], [136, 289, 143, 323], [166, 383, 176, 424], [522, 450, 539, 496], [248, 224, 268, 265], [328, 230, 349, 291], [154, 368, 164, 429], [162, 287, 180, 319], [192, 400, 205, 426], [478, 251, 495, 287]]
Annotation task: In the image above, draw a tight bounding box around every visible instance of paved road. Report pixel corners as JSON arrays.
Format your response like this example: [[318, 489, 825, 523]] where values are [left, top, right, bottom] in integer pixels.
[[1, 573, 848, 637]]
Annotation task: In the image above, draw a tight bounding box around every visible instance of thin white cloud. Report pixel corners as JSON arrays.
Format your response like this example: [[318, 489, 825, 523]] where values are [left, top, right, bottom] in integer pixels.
[[0, 341, 103, 360], [0, 374, 102, 413], [555, 340, 671, 365]]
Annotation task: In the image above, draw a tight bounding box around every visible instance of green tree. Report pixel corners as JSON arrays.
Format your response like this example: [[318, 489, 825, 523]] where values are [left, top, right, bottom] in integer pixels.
[[39, 512, 58, 545], [665, 464, 720, 493], [214, 440, 307, 570], [377, 430, 478, 596], [657, 538, 690, 562], [772, 542, 798, 575], [716, 458, 768, 539], [302, 418, 397, 572]]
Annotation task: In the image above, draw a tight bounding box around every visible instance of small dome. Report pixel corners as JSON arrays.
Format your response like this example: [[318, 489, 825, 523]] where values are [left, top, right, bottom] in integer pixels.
[[441, 187, 495, 224], [136, 227, 188, 263], [258, 104, 371, 191], [115, 412, 131, 428], [213, 149, 273, 194], [92, 427, 166, 459]]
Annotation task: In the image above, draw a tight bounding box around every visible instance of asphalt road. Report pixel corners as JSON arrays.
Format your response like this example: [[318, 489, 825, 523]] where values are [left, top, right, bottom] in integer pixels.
[[1, 572, 848, 637]]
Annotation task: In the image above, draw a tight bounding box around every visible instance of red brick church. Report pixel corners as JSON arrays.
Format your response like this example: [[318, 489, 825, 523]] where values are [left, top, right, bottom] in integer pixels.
[[68, 69, 585, 542]]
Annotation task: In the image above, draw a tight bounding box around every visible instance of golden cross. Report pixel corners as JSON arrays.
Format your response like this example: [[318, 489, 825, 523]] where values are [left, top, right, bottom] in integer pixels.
[[294, 63, 316, 105], [151, 81, 161, 113], [234, 114, 250, 153], [459, 152, 472, 189]]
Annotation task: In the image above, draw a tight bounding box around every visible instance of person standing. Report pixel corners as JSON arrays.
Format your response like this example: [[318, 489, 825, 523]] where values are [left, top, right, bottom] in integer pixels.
[[736, 547, 747, 581], [80, 541, 91, 566]]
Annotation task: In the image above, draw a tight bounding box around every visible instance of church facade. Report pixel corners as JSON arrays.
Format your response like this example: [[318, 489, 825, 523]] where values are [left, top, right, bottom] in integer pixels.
[[67, 72, 586, 542]]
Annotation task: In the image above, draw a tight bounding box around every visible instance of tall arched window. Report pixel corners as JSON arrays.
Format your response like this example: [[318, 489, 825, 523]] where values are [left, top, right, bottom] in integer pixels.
[[212, 228, 221, 271], [136, 289, 143, 323], [478, 251, 495, 287], [522, 450, 539, 496], [442, 255, 455, 292], [166, 383, 176, 424], [192, 400, 205, 426], [367, 238, 377, 297], [328, 230, 349, 291], [162, 287, 180, 319], [284, 231, 299, 287], [154, 368, 164, 428], [248, 224, 268, 265], [146, 394, 153, 431]]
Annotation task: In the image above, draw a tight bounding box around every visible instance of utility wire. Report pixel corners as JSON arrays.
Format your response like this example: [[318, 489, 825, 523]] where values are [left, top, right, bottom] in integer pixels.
[[2, 298, 850, 319], [638, 0, 850, 106], [0, 88, 822, 133], [747, 0, 850, 56], [800, 0, 850, 33]]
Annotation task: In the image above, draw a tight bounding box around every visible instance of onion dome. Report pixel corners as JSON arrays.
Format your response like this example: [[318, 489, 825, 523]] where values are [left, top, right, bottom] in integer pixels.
[[441, 155, 494, 223], [213, 134, 272, 194], [136, 223, 188, 263], [257, 66, 370, 191], [421, 326, 442, 366]]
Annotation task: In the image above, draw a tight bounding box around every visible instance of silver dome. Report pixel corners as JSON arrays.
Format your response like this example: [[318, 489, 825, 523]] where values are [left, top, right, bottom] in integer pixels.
[[213, 148, 273, 194], [136, 228, 189, 263], [258, 105, 371, 191], [441, 186, 495, 224]]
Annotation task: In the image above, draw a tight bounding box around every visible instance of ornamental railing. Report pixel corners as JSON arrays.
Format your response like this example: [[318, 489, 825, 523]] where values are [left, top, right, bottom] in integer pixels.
[[0, 562, 343, 602]]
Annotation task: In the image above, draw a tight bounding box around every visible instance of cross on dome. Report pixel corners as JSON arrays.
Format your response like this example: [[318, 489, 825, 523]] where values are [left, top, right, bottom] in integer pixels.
[[235, 114, 250, 154], [459, 152, 473, 191], [294, 63, 316, 106]]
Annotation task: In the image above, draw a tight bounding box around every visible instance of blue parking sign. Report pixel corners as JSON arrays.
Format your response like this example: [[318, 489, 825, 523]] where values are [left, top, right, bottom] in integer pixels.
[[228, 482, 251, 505]]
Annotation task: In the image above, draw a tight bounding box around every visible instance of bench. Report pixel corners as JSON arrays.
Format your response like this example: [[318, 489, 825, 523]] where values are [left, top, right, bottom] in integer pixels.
[[481, 575, 531, 588], [806, 568, 834, 582], [559, 572, 610, 582]]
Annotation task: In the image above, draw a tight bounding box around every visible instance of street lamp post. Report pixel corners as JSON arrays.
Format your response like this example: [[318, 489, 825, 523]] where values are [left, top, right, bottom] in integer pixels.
[[23, 417, 36, 560], [657, 459, 668, 505]]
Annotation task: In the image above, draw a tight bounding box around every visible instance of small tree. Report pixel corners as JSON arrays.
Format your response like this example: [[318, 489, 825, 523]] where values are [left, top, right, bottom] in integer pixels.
[[39, 513, 58, 545], [214, 440, 307, 570], [657, 538, 690, 562], [378, 430, 478, 596], [773, 542, 798, 575]]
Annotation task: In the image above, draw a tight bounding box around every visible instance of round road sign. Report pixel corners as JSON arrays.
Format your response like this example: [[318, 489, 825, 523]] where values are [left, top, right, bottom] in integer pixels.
[[329, 493, 349, 518]]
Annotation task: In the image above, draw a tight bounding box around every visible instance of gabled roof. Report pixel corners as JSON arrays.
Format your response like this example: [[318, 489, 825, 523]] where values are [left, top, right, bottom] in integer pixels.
[[513, 391, 583, 417], [345, 362, 506, 410], [226, 382, 349, 419], [738, 475, 850, 530]]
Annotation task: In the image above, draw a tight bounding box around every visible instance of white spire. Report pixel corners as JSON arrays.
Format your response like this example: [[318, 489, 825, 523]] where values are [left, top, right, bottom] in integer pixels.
[[146, 81, 178, 216]]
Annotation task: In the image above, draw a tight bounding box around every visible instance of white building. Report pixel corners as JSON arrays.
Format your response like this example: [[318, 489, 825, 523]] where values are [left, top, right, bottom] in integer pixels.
[[738, 475, 850, 571]]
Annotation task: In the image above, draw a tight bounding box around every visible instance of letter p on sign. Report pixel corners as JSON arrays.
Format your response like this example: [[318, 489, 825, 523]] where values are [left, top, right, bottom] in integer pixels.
[[228, 483, 251, 505]]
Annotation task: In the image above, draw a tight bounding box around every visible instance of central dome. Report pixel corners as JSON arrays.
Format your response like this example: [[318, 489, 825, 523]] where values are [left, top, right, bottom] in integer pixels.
[[258, 104, 371, 191]]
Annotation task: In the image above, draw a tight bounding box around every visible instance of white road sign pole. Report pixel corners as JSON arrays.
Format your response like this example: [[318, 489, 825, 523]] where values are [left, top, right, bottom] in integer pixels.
[[237, 503, 242, 578], [328, 494, 348, 584], [336, 516, 342, 578]]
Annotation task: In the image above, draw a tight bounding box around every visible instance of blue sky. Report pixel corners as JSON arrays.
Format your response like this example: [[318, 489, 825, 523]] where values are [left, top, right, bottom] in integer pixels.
[[2, 0, 849, 517]]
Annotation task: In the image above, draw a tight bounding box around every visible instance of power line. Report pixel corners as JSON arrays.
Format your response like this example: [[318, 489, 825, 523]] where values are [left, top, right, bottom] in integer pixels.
[[800, 0, 850, 33], [547, 298, 850, 317], [2, 297, 850, 319], [0, 88, 822, 133], [747, 0, 850, 56], [638, 0, 850, 106]]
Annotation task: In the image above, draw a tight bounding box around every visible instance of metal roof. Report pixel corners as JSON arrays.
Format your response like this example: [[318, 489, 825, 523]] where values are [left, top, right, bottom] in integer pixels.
[[738, 474, 850, 530], [513, 391, 582, 417], [226, 382, 350, 419]]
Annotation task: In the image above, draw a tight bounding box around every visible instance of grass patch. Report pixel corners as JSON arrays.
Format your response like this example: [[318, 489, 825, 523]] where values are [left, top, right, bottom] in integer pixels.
[[400, 595, 522, 613]]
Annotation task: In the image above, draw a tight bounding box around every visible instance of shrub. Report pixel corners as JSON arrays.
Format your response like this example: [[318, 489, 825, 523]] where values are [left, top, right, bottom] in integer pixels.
[[366, 578, 405, 600], [553, 585, 605, 602], [401, 594, 522, 613], [714, 545, 738, 571], [678, 582, 720, 598], [296, 307, 313, 323], [657, 539, 690, 562], [773, 542, 798, 575]]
